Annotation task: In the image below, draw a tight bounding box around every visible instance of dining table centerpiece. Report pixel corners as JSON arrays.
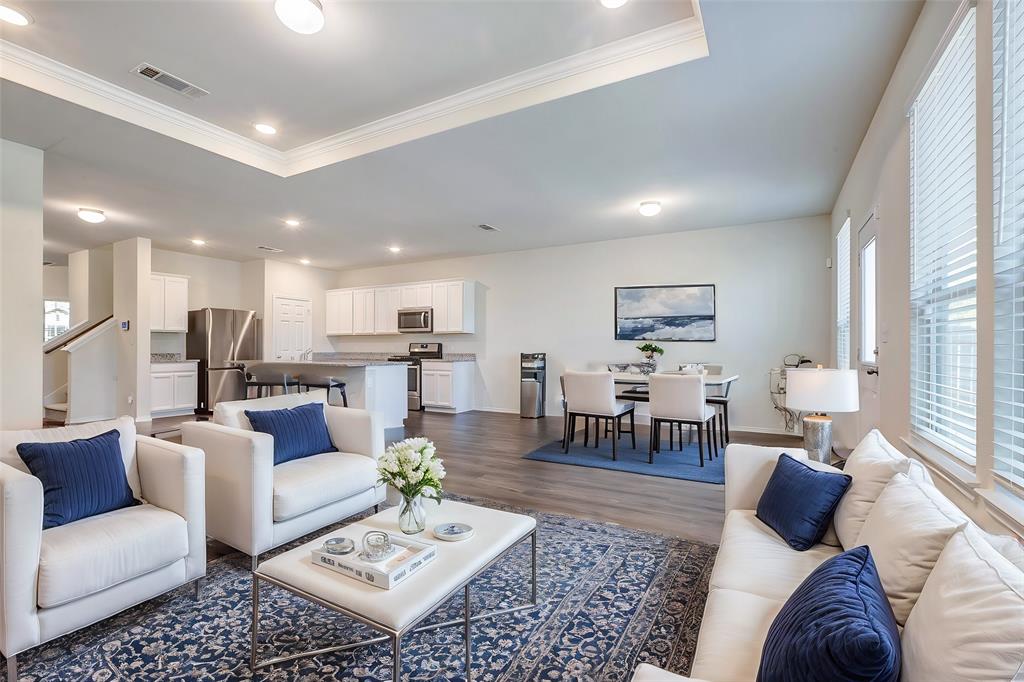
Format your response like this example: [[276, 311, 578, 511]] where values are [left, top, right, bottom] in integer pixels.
[[636, 343, 665, 375], [377, 437, 446, 534]]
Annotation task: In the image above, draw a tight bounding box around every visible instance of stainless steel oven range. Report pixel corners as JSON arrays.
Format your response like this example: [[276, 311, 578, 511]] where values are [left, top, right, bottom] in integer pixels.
[[388, 342, 443, 411]]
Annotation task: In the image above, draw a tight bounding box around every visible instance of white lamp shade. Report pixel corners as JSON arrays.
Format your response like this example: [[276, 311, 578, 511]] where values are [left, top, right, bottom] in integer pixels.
[[785, 368, 859, 413]]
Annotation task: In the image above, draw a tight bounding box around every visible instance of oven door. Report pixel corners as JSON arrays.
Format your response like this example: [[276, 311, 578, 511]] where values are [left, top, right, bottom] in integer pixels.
[[398, 308, 432, 333]]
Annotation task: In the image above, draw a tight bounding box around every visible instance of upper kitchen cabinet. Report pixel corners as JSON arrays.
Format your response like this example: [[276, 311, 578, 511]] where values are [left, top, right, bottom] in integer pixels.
[[150, 273, 189, 332], [325, 289, 354, 335], [326, 278, 476, 336]]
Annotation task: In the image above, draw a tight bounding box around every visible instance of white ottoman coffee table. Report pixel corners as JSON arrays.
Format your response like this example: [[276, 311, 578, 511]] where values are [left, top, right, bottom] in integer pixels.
[[251, 500, 538, 680]]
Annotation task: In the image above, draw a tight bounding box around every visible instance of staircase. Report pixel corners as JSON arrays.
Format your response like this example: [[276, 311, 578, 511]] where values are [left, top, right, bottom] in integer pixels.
[[43, 402, 68, 425]]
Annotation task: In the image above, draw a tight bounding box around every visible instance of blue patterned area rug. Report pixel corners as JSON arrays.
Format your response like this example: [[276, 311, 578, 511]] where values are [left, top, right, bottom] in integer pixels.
[[15, 496, 716, 681], [524, 431, 725, 484]]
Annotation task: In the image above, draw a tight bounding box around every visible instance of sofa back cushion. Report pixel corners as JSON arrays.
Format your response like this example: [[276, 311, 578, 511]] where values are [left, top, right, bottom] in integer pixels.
[[834, 429, 932, 548], [758, 545, 900, 682], [16, 429, 138, 529], [1, 416, 140, 498], [855, 473, 968, 625], [901, 526, 1024, 682], [755, 454, 851, 551], [214, 389, 328, 430], [245, 401, 337, 465]]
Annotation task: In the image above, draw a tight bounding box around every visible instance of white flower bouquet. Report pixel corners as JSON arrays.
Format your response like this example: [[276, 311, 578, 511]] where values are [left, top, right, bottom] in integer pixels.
[[377, 437, 446, 502]]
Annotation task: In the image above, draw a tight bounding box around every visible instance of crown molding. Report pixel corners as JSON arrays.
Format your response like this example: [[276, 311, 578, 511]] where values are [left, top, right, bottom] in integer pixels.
[[0, 39, 289, 175], [0, 5, 707, 178]]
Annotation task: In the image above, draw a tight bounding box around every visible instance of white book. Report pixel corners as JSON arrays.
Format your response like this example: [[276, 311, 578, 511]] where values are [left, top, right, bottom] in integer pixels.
[[311, 534, 437, 589]]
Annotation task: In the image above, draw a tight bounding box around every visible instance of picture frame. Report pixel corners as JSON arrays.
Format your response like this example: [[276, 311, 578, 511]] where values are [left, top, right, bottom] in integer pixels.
[[614, 284, 716, 342]]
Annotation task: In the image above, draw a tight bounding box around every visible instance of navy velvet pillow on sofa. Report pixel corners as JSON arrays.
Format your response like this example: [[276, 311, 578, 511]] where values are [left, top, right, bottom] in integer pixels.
[[758, 546, 901, 682], [245, 401, 337, 465], [756, 453, 851, 551], [16, 428, 137, 529]]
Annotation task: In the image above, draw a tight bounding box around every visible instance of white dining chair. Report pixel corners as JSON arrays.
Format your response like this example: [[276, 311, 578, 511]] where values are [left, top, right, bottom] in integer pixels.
[[562, 371, 636, 459], [648, 373, 718, 466]]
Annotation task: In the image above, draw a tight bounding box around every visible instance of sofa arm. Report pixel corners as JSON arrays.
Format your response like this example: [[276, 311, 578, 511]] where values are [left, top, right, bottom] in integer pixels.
[[630, 664, 710, 681], [325, 406, 384, 460], [0, 463, 43, 656], [181, 422, 274, 556], [724, 444, 810, 513], [136, 435, 206, 580]]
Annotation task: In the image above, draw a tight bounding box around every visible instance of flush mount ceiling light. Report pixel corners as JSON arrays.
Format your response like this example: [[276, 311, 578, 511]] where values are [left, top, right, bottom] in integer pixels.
[[388, 245, 402, 253], [638, 200, 662, 217], [253, 122, 277, 135], [300, 258, 311, 265], [600, 0, 630, 8], [275, 0, 324, 34], [284, 218, 301, 227], [190, 238, 206, 246], [0, 4, 32, 26], [77, 208, 106, 224]]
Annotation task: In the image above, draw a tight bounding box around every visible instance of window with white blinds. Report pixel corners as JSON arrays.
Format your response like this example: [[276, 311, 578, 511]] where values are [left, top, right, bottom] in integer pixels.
[[909, 7, 978, 463], [993, 0, 1024, 491], [836, 218, 851, 370]]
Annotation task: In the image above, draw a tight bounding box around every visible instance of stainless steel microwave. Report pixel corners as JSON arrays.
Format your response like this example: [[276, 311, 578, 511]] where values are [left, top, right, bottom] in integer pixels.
[[397, 307, 433, 333]]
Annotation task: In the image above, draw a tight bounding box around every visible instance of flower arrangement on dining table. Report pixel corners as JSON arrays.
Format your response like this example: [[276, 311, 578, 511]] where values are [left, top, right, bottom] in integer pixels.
[[377, 437, 446, 534]]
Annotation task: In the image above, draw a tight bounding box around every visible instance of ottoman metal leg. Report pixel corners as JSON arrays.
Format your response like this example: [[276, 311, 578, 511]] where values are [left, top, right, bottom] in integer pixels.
[[250, 577, 260, 673], [392, 634, 402, 681], [465, 584, 472, 681]]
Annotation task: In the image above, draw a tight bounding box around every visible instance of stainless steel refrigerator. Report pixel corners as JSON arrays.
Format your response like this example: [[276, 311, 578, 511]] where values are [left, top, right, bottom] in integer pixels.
[[186, 308, 260, 414]]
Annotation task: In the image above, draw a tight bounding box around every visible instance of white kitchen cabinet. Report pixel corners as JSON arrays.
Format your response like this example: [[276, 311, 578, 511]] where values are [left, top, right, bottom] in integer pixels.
[[431, 280, 475, 334], [352, 289, 375, 335], [150, 273, 189, 332], [150, 362, 198, 415], [325, 289, 354, 335], [374, 286, 402, 334], [421, 360, 473, 412], [400, 283, 432, 308]]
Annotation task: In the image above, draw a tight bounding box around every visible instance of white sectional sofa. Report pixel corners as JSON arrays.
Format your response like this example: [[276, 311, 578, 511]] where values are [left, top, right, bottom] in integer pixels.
[[182, 389, 386, 569], [633, 430, 1024, 682]]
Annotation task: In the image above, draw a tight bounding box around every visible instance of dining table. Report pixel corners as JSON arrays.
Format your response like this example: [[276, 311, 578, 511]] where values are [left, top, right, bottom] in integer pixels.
[[611, 371, 740, 398]]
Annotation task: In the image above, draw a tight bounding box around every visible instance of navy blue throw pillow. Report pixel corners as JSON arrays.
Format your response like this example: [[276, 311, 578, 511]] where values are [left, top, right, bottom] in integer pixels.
[[17, 429, 137, 529], [245, 401, 337, 465], [756, 454, 851, 551], [758, 546, 901, 682]]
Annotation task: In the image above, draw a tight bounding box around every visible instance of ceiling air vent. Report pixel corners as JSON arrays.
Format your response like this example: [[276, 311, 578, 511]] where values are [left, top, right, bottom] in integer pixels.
[[133, 62, 209, 99], [477, 223, 501, 232], [257, 245, 284, 253]]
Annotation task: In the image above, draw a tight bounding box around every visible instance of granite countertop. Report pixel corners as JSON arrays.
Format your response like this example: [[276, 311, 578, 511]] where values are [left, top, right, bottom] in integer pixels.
[[150, 354, 198, 364], [313, 352, 477, 363], [246, 360, 400, 368]]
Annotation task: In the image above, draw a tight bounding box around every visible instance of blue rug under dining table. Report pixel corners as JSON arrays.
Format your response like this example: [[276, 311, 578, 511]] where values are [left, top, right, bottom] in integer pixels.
[[524, 429, 725, 484]]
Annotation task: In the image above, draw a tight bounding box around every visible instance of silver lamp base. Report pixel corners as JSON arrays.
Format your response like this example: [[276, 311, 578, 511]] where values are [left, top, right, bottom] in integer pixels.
[[802, 414, 833, 464]]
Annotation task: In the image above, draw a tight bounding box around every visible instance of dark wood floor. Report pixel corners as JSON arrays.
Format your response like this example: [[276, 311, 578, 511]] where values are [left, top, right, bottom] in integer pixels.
[[152, 409, 800, 546]]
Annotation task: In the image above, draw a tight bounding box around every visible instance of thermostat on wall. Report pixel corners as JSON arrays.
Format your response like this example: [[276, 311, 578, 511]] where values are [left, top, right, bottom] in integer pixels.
[[120, 320, 130, 331]]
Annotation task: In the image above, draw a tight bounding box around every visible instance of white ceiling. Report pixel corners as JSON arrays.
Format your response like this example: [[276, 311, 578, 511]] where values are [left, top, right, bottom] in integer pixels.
[[0, 0, 923, 270], [0, 0, 692, 150]]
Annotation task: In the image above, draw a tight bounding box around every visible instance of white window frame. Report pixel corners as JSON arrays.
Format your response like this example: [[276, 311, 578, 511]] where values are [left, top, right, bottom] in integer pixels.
[[836, 217, 852, 370]]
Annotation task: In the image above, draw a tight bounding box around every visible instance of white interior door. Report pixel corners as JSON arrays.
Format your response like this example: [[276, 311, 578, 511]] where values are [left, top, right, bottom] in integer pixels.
[[272, 295, 313, 361], [857, 213, 880, 436]]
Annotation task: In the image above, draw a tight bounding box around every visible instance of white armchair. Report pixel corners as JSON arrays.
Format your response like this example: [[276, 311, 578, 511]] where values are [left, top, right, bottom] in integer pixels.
[[0, 417, 206, 679], [181, 389, 386, 570]]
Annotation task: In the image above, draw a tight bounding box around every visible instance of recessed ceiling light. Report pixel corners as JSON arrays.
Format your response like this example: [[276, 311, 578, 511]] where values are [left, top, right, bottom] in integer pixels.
[[284, 218, 301, 227], [190, 239, 206, 246], [253, 123, 277, 135], [600, 0, 630, 8], [300, 258, 311, 265], [77, 208, 106, 224], [275, 0, 325, 34], [638, 200, 662, 217], [388, 245, 402, 254], [0, 4, 32, 26]]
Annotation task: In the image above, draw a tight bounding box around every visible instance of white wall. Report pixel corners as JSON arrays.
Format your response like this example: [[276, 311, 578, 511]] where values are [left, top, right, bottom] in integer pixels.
[[43, 265, 68, 300], [0, 139, 44, 429], [829, 0, 1010, 532], [67, 246, 114, 327], [113, 237, 151, 421], [152, 248, 244, 310], [333, 215, 831, 433]]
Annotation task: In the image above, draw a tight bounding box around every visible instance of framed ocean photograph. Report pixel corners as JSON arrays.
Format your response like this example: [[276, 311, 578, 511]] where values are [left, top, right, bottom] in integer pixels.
[[614, 284, 716, 342]]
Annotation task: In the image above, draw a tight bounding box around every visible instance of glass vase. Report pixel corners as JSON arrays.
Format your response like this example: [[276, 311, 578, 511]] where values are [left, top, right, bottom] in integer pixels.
[[398, 494, 427, 535]]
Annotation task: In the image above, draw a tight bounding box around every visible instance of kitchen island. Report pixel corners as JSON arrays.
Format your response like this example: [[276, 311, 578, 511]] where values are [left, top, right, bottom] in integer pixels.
[[244, 360, 407, 429]]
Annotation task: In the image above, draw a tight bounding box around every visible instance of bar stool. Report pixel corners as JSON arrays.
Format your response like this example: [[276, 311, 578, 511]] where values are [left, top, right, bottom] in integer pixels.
[[648, 373, 717, 466], [297, 373, 348, 407], [244, 366, 298, 398], [562, 371, 636, 459]]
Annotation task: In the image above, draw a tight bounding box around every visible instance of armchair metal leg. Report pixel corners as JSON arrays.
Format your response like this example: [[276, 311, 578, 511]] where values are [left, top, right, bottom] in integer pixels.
[[6, 654, 16, 681], [251, 553, 259, 572], [374, 504, 381, 514], [193, 577, 205, 600]]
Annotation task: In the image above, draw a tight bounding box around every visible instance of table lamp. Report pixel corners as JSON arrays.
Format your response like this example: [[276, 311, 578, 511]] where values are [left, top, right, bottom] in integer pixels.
[[785, 367, 859, 463]]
